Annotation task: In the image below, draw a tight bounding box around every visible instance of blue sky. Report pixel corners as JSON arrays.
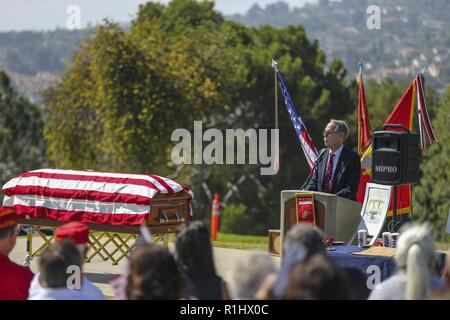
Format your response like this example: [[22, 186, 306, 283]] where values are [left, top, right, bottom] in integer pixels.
[[0, 0, 317, 31]]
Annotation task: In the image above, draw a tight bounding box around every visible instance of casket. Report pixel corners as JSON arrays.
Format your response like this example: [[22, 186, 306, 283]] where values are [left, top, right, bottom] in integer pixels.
[[2, 169, 193, 235]]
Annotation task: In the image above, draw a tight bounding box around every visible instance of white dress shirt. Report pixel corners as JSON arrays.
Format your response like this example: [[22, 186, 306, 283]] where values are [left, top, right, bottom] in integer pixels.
[[28, 272, 104, 300], [328, 144, 343, 178]]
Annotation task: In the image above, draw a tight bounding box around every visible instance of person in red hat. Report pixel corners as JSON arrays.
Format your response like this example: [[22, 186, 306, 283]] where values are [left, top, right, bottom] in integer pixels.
[[28, 221, 104, 300], [0, 207, 34, 300], [54, 221, 90, 257]]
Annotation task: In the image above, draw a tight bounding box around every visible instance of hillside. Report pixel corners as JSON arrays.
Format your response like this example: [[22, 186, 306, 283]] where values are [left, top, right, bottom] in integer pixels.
[[229, 0, 450, 92], [0, 0, 448, 102], [0, 28, 92, 102]]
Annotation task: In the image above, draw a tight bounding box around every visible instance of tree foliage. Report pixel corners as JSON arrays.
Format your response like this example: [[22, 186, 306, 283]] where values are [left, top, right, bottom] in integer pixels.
[[43, 0, 448, 237], [0, 70, 45, 182], [44, 1, 243, 173], [413, 86, 450, 241], [42, 0, 355, 234]]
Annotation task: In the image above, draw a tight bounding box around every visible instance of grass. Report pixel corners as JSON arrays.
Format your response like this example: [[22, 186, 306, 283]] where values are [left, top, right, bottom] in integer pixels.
[[165, 232, 269, 251], [436, 242, 450, 251], [169, 232, 269, 250], [168, 232, 268, 251], [211, 232, 268, 251], [21, 229, 268, 251]]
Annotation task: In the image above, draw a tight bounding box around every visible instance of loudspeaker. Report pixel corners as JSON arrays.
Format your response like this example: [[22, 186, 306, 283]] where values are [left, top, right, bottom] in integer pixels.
[[372, 129, 421, 185]]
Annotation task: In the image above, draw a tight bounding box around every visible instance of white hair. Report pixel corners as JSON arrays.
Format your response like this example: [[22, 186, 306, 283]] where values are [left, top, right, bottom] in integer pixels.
[[228, 252, 277, 300], [394, 223, 436, 300], [330, 119, 350, 140]]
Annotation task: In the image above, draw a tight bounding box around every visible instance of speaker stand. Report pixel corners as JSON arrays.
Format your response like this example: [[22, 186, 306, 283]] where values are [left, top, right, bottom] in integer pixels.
[[388, 185, 399, 232]]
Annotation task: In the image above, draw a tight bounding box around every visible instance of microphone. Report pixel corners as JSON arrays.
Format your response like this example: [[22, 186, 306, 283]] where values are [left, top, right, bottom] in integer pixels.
[[315, 148, 327, 164], [300, 148, 327, 190], [310, 148, 327, 173]]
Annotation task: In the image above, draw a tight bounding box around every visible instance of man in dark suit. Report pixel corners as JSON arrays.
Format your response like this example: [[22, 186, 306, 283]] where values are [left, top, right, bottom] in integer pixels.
[[304, 119, 361, 201]]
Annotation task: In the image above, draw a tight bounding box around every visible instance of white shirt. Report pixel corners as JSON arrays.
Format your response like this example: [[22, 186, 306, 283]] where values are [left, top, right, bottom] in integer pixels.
[[327, 144, 343, 178], [368, 273, 444, 300], [28, 273, 104, 300]]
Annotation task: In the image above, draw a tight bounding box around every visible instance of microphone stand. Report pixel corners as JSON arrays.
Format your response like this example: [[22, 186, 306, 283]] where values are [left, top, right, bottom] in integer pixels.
[[300, 150, 326, 190]]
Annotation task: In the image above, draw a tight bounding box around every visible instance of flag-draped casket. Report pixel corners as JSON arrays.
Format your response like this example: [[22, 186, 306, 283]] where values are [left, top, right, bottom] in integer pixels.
[[2, 169, 193, 228]]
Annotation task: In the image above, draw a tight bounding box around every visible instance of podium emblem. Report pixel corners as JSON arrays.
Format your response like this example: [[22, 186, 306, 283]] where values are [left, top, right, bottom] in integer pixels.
[[296, 193, 316, 226], [302, 211, 309, 219]]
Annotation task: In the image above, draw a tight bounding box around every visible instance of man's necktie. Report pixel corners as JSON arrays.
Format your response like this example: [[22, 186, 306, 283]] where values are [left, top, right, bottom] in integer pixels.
[[324, 152, 335, 193]]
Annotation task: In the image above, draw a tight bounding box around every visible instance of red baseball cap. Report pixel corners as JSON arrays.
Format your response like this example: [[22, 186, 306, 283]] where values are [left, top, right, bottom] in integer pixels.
[[55, 222, 89, 244], [0, 207, 17, 229]]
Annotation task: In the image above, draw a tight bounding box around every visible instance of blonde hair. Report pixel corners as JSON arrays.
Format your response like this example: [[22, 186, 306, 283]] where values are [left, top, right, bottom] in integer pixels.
[[394, 223, 436, 300]]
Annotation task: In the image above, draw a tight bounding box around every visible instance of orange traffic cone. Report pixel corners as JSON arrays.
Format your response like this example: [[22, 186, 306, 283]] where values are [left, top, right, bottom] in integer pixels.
[[211, 193, 219, 241]]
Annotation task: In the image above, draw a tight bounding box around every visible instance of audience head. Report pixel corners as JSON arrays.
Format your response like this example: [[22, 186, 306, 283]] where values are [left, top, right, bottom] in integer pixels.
[[342, 268, 370, 300], [55, 222, 90, 258], [126, 243, 182, 300], [444, 252, 450, 289], [229, 252, 277, 299], [0, 207, 18, 255], [284, 224, 326, 259], [284, 254, 351, 300], [175, 221, 216, 278], [444, 251, 450, 289], [38, 239, 83, 288], [395, 223, 436, 300]]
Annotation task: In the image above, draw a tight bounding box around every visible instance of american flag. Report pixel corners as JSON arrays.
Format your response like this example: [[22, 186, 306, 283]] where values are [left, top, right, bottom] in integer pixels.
[[2, 169, 191, 225], [276, 69, 318, 170]]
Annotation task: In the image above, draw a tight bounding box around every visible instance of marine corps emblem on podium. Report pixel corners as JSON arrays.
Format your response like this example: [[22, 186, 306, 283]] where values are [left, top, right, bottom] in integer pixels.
[[295, 193, 316, 226]]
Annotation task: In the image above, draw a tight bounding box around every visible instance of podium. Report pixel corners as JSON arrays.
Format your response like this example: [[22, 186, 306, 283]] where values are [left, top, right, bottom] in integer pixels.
[[280, 190, 362, 257]]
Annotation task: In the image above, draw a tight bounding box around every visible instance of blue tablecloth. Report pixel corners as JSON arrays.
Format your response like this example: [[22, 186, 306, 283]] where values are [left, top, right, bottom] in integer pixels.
[[327, 245, 397, 282]]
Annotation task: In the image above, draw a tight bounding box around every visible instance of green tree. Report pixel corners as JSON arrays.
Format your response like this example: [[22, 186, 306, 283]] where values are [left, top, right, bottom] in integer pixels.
[[413, 86, 450, 242], [0, 70, 46, 182], [45, 1, 243, 173], [220, 203, 267, 235], [44, 0, 355, 235], [193, 22, 354, 232]]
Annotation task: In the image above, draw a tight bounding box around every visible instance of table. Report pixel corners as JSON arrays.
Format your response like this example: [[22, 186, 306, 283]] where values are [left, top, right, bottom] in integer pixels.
[[327, 245, 397, 282]]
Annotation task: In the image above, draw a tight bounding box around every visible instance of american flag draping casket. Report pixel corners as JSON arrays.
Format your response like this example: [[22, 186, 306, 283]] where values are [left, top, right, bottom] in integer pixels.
[[2, 169, 193, 227]]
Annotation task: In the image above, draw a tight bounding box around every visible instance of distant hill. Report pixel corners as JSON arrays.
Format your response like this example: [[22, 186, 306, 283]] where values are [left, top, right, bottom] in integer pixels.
[[0, 0, 448, 102], [0, 28, 92, 103], [229, 0, 450, 93]]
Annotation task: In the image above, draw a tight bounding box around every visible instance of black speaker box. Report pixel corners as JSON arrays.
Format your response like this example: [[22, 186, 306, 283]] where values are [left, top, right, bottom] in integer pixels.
[[372, 130, 421, 185]]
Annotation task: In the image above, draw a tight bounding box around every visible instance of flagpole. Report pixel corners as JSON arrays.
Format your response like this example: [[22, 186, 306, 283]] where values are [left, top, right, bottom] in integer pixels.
[[273, 59, 279, 172], [274, 61, 279, 131], [358, 60, 364, 75], [357, 60, 364, 156]]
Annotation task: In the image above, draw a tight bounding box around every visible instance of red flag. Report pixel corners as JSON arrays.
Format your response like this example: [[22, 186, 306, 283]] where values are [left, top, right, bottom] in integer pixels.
[[356, 66, 372, 203], [384, 81, 416, 216], [385, 81, 415, 131], [357, 70, 371, 156]]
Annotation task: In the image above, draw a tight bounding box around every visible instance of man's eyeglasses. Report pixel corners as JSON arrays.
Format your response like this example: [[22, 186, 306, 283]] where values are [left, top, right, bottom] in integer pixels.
[[323, 130, 337, 137]]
